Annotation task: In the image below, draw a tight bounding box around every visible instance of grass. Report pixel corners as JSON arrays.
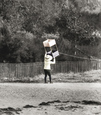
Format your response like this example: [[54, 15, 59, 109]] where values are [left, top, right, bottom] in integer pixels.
[[0, 69, 101, 83]]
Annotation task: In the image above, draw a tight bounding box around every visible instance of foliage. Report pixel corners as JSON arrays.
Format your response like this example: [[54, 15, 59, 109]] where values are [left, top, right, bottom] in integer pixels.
[[55, 6, 99, 45], [0, 0, 101, 62]]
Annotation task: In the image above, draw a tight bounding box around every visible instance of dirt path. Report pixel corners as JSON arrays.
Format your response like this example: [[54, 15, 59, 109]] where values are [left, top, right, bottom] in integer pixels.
[[0, 83, 101, 115]]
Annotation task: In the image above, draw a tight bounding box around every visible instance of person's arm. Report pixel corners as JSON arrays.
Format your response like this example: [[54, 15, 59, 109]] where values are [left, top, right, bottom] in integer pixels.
[[50, 58, 55, 64]]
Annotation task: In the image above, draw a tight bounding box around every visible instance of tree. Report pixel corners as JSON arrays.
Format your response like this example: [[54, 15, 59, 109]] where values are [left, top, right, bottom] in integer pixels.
[[55, 5, 98, 46]]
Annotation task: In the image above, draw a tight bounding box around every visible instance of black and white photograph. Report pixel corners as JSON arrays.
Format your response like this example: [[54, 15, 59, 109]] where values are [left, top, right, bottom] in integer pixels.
[[0, 0, 101, 115]]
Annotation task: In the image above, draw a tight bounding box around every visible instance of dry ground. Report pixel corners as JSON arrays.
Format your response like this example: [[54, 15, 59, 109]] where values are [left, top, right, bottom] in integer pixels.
[[0, 83, 101, 115], [0, 70, 101, 115]]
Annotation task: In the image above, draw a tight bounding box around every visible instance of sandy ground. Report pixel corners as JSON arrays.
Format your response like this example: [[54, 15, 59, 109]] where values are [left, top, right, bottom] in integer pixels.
[[0, 83, 101, 115]]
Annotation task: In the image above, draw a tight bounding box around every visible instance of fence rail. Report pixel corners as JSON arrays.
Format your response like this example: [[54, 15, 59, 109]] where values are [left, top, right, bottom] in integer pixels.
[[0, 60, 101, 79]]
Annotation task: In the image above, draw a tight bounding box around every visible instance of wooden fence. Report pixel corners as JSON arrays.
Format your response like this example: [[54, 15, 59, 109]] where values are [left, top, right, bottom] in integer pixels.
[[0, 60, 101, 80]]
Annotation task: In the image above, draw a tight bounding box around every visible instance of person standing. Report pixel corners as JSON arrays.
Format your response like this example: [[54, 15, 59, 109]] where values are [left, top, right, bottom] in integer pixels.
[[44, 53, 56, 83]]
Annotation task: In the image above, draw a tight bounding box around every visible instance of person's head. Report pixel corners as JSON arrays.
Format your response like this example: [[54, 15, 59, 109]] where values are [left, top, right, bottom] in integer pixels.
[[47, 51, 52, 56]]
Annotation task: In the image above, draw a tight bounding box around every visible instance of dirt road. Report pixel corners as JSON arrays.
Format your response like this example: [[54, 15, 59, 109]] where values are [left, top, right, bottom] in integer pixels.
[[0, 83, 101, 115]]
